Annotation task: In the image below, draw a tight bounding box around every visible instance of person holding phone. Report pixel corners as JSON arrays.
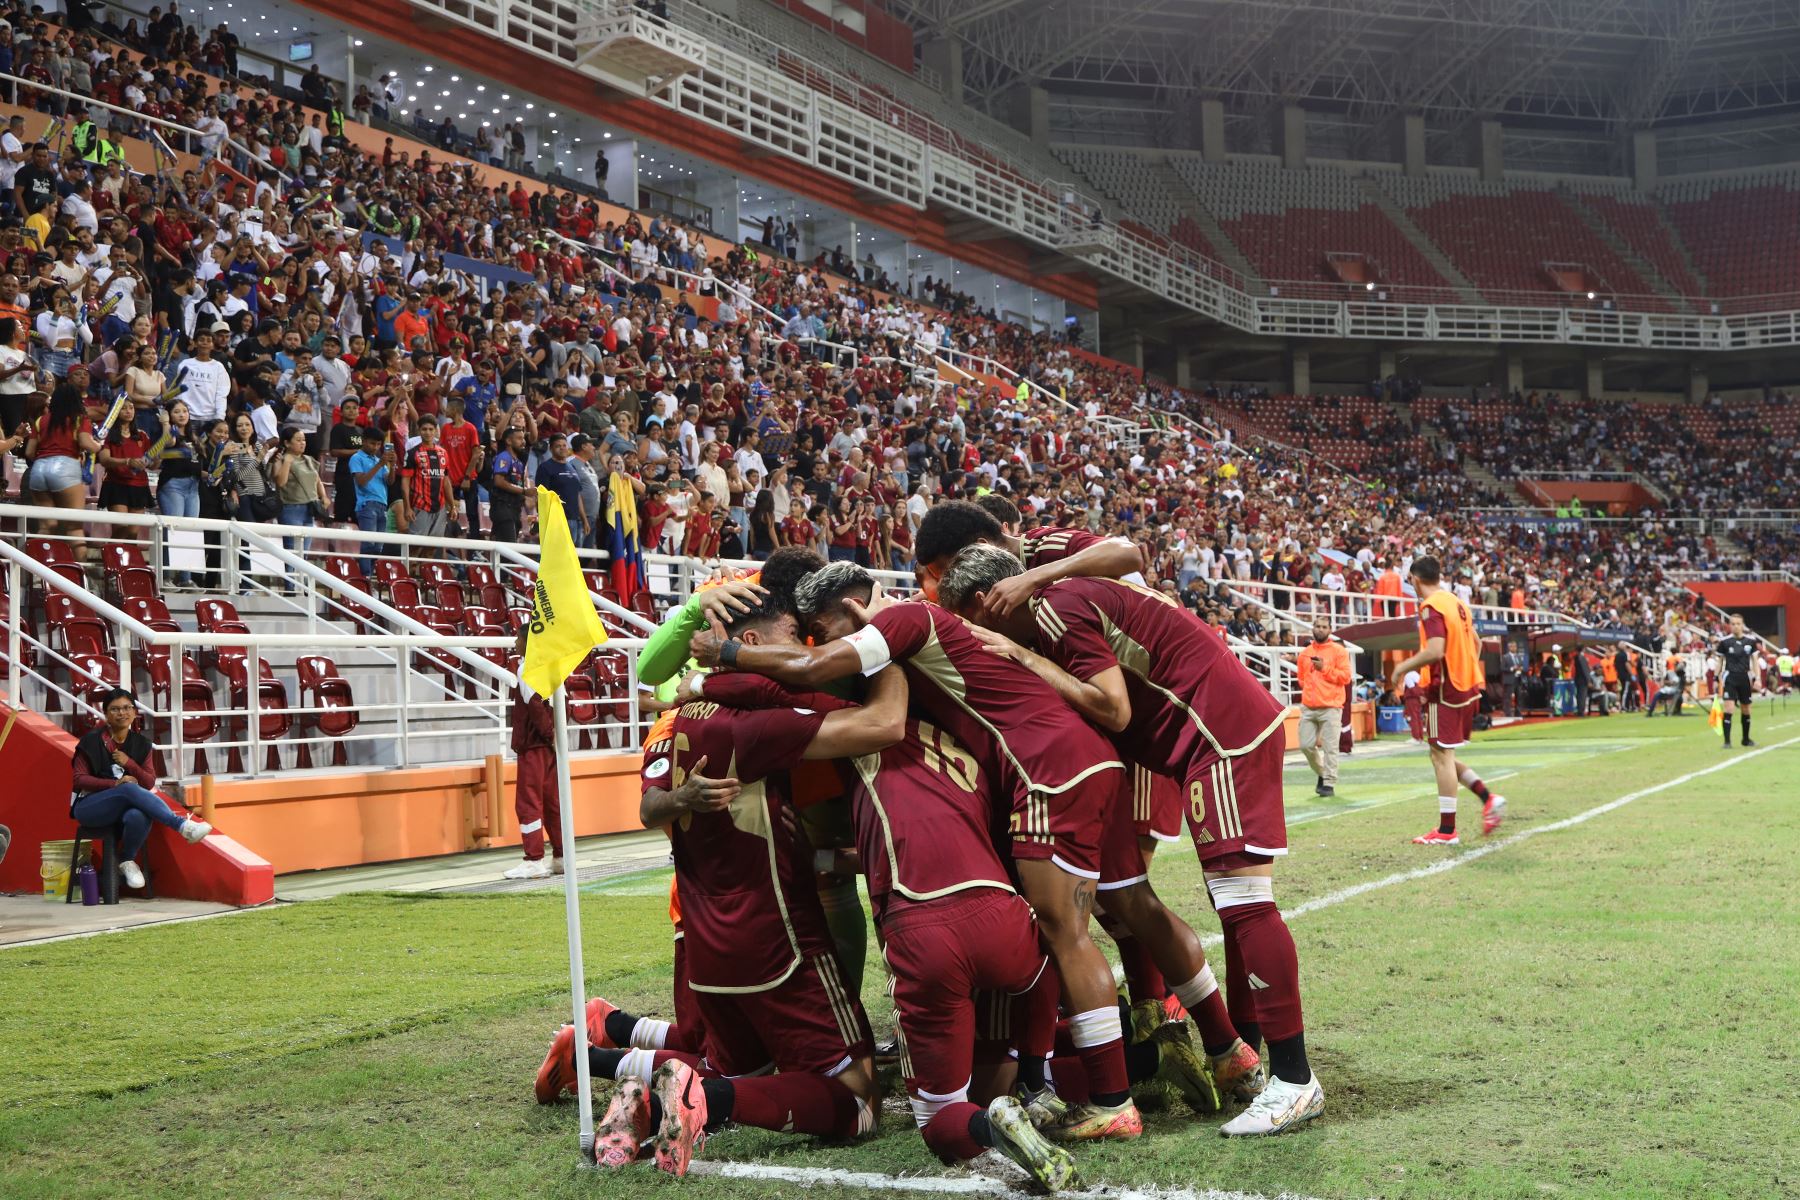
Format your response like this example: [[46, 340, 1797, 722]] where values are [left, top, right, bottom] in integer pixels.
[[70, 689, 212, 893]]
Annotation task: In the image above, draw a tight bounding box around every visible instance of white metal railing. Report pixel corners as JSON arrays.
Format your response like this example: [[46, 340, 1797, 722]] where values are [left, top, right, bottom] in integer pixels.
[[1, 508, 652, 782]]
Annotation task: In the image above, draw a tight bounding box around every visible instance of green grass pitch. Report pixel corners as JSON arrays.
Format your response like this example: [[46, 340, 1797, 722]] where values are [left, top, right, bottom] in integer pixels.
[[3, 711, 1797, 1200]]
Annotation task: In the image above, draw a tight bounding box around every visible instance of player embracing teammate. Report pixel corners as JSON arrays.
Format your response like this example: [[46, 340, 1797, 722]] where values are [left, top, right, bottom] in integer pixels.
[[532, 510, 1330, 1189]]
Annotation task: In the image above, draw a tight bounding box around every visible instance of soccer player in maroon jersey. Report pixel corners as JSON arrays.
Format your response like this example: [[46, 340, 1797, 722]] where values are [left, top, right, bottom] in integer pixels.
[[691, 563, 1145, 1141], [693, 669, 1080, 1190], [543, 595, 896, 1176], [939, 546, 1323, 1137], [918, 499, 1178, 1031]]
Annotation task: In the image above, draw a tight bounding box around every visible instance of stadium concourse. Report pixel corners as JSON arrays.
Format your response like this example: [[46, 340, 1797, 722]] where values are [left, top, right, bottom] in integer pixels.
[[3, 1, 1800, 1198]]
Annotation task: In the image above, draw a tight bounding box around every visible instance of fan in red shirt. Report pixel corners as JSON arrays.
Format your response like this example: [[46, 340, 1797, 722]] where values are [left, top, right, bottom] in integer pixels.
[[691, 564, 1142, 1142], [940, 547, 1322, 1139]]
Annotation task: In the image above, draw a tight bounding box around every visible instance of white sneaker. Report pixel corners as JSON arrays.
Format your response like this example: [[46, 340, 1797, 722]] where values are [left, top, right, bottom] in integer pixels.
[[502, 858, 554, 880], [552, 856, 567, 875], [119, 860, 146, 890], [1219, 1073, 1324, 1137], [179, 818, 213, 844]]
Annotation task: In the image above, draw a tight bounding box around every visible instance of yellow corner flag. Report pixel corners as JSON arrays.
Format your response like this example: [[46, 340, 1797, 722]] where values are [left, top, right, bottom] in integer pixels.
[[519, 487, 608, 700], [1708, 695, 1724, 730]]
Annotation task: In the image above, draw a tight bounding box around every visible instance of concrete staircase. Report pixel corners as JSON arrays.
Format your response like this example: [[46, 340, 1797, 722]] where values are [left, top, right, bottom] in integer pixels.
[[1564, 194, 1692, 314], [1150, 156, 1263, 284], [1356, 177, 1485, 304], [1649, 201, 1712, 297]]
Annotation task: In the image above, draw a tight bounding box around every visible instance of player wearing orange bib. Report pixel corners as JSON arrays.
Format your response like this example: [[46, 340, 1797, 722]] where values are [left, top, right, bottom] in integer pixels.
[[1388, 556, 1505, 846]]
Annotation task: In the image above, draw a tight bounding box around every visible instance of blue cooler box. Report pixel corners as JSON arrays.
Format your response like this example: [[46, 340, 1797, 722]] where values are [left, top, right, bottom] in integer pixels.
[[1377, 705, 1408, 733]]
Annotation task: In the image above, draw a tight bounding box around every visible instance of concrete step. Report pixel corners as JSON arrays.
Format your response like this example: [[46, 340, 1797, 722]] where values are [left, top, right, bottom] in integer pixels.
[[1564, 193, 1692, 314], [1148, 156, 1262, 284], [1357, 177, 1484, 304]]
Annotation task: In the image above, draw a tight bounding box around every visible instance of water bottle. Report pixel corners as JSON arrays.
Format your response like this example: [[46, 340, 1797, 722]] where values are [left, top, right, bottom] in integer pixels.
[[79, 864, 100, 907]]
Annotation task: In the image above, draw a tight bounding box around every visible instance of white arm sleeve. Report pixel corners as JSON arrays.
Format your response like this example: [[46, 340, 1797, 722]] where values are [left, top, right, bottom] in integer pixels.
[[842, 624, 894, 677]]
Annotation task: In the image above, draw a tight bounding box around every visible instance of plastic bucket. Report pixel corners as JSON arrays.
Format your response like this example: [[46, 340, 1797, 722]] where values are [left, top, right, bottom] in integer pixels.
[[39, 839, 77, 900]]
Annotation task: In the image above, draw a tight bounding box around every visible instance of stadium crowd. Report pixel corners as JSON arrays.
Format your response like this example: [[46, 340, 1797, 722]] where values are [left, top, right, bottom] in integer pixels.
[[0, 0, 1782, 672]]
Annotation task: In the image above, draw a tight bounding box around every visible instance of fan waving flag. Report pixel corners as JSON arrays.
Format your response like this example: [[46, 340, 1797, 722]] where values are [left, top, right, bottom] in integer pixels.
[[605, 469, 646, 600], [520, 487, 609, 700]]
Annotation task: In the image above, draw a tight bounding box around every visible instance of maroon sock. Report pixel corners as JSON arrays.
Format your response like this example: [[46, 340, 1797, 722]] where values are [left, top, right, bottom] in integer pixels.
[[1048, 1051, 1089, 1104], [1114, 934, 1167, 1004], [727, 1072, 862, 1138], [1465, 777, 1491, 803], [1012, 958, 1059, 1092], [1191, 985, 1238, 1057], [1220, 902, 1307, 1082], [664, 1024, 706, 1055], [1221, 920, 1261, 1051], [920, 1101, 987, 1162]]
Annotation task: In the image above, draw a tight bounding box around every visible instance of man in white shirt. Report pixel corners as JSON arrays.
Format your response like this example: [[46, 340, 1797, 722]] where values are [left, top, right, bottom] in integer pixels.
[[0, 115, 25, 202], [176, 326, 234, 424]]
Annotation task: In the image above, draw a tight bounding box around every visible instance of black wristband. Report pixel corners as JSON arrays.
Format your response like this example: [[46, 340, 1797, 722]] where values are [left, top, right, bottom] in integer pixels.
[[718, 638, 742, 668]]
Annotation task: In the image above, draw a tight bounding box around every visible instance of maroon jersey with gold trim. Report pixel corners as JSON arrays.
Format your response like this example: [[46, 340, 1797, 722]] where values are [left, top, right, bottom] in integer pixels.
[[841, 600, 1122, 801], [1030, 577, 1286, 763], [847, 718, 1010, 920], [1019, 525, 1101, 571], [699, 673, 1012, 921], [663, 694, 834, 993]]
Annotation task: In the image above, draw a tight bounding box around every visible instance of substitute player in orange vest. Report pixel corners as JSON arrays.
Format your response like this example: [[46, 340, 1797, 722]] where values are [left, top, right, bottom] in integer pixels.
[[1387, 556, 1506, 846]]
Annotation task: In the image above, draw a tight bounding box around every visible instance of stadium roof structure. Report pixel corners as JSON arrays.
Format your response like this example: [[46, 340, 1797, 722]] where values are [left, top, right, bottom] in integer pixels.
[[889, 0, 1800, 150]]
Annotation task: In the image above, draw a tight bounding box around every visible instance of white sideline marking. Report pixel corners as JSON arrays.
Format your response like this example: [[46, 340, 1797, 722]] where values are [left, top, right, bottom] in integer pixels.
[[691, 1159, 1330, 1200], [689, 733, 1800, 1199], [1277, 728, 1800, 929]]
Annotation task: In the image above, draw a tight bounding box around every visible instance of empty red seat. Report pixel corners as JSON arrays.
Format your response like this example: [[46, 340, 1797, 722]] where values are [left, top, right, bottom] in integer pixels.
[[295, 655, 358, 767], [101, 543, 158, 602], [195, 599, 288, 772], [44, 594, 111, 658], [321, 555, 376, 627]]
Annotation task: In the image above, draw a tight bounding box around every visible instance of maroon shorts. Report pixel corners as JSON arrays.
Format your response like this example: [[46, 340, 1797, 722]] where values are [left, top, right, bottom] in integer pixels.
[[1426, 687, 1477, 750], [882, 890, 1046, 1100], [1098, 770, 1151, 890], [1008, 764, 1122, 880], [693, 949, 872, 1079], [1183, 736, 1288, 866]]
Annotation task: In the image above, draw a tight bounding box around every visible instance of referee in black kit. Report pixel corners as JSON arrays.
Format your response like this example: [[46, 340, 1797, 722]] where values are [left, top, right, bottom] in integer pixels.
[[1717, 613, 1760, 748]]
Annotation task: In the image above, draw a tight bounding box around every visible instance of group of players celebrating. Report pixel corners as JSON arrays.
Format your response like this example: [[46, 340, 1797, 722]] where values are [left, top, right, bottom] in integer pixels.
[[528, 498, 1505, 1188]]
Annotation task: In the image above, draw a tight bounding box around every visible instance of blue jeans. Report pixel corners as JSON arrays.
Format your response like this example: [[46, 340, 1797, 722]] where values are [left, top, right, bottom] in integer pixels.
[[279, 503, 314, 550], [158, 475, 202, 583], [158, 474, 200, 519], [72, 783, 186, 862], [356, 502, 386, 574], [828, 545, 857, 563]]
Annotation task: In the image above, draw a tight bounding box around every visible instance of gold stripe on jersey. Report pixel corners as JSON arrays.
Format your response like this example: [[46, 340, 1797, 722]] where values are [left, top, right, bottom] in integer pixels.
[[1032, 596, 1070, 642], [685, 754, 807, 995], [1077, 580, 1287, 760], [851, 751, 1014, 903], [906, 612, 1123, 796]]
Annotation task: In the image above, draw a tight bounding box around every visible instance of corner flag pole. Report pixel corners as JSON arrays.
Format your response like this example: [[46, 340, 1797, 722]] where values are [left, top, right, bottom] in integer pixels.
[[553, 684, 595, 1160]]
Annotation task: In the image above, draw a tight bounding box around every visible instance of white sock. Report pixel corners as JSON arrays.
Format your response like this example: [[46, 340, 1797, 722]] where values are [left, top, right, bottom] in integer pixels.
[[1171, 962, 1220, 1010], [1439, 795, 1458, 815], [615, 1047, 659, 1082], [630, 1017, 672, 1050], [1456, 766, 1481, 789], [1067, 1006, 1123, 1049]]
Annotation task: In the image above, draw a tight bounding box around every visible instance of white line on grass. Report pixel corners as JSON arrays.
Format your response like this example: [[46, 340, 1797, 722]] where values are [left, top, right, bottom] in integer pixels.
[[1192, 724, 1800, 949], [1277, 729, 1800, 929], [690, 1159, 1333, 1200]]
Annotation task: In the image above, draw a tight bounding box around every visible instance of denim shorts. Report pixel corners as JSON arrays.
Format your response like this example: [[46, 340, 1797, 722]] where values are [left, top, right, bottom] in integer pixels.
[[26, 454, 84, 493]]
